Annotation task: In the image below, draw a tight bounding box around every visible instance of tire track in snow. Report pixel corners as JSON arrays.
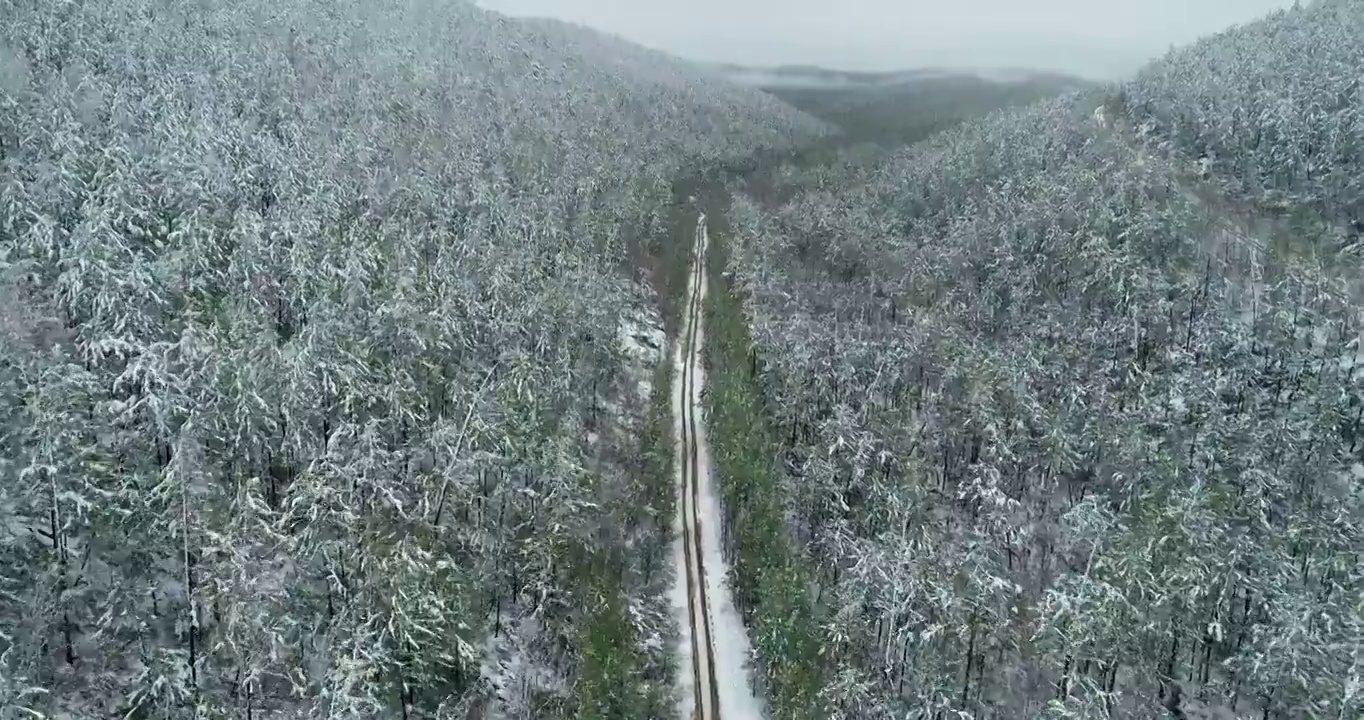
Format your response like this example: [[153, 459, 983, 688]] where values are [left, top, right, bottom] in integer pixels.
[[673, 213, 764, 720], [679, 214, 721, 720]]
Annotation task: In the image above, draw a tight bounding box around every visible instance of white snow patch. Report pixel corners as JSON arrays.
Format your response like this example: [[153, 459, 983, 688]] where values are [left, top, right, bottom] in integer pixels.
[[630, 597, 668, 655], [1092, 104, 1109, 129], [478, 614, 566, 718], [618, 292, 667, 405], [619, 306, 666, 359], [1169, 392, 1187, 416]]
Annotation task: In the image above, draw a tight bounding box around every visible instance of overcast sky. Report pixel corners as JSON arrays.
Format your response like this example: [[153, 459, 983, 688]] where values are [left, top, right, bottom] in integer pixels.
[[475, 0, 1299, 79]]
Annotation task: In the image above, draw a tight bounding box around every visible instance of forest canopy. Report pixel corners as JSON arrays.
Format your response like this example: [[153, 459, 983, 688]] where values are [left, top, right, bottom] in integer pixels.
[[0, 0, 825, 717], [715, 2, 1364, 718]]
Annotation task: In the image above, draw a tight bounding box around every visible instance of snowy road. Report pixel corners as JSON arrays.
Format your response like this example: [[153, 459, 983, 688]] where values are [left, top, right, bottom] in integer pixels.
[[671, 215, 764, 720]]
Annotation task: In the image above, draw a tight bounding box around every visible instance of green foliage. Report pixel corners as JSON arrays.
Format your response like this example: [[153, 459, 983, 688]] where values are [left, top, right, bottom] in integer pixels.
[[703, 224, 829, 720], [570, 553, 661, 720], [641, 357, 677, 534], [570, 339, 675, 720]]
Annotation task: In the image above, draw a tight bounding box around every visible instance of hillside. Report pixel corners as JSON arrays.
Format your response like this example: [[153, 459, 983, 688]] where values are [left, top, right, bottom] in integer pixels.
[[707, 2, 1364, 719], [0, 1, 826, 717], [710, 62, 1081, 89]]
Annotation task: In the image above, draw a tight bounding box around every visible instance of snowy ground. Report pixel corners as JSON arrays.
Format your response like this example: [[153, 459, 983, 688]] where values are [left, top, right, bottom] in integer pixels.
[[670, 215, 766, 719]]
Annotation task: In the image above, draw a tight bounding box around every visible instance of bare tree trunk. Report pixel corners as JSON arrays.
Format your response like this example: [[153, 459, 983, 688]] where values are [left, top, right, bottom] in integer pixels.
[[958, 620, 978, 708]]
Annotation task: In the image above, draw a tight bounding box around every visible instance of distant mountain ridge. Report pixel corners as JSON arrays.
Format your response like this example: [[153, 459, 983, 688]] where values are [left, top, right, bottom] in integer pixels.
[[708, 60, 1093, 146], [700, 61, 1087, 90]]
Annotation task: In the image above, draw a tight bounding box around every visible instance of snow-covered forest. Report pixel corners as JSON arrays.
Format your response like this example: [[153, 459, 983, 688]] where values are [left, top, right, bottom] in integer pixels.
[[7, 0, 1364, 718], [1123, 0, 1364, 246], [712, 2, 1364, 719], [0, 0, 827, 717]]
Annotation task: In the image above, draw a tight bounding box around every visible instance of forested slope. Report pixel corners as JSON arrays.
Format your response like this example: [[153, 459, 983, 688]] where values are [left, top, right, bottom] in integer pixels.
[[715, 2, 1364, 718], [0, 0, 826, 717], [1122, 0, 1364, 248]]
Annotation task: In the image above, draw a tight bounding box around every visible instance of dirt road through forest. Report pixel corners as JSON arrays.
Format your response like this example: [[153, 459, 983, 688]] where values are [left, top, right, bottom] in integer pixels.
[[671, 215, 764, 720]]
